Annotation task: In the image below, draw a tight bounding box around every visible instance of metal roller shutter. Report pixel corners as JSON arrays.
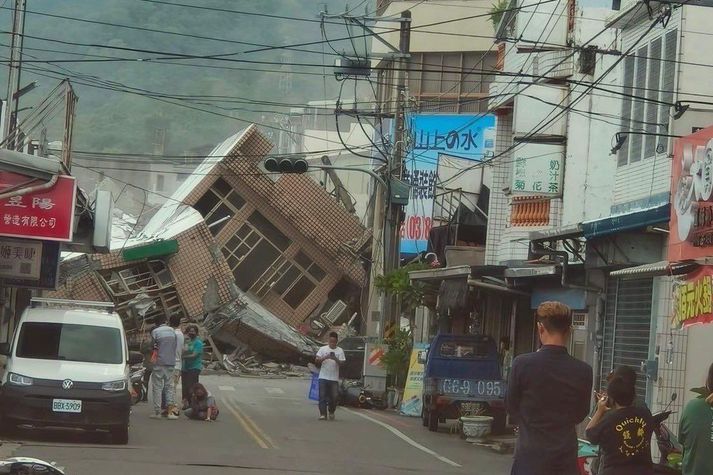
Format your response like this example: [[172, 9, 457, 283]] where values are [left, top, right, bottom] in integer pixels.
[[600, 277, 653, 399]]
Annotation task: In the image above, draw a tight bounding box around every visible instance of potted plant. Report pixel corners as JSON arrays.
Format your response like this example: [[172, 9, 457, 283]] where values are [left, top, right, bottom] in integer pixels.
[[459, 402, 494, 442], [381, 328, 413, 407], [489, 0, 510, 29]]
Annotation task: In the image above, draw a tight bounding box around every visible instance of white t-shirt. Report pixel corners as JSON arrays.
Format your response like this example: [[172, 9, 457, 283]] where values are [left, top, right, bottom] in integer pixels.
[[174, 329, 185, 370], [316, 345, 346, 381]]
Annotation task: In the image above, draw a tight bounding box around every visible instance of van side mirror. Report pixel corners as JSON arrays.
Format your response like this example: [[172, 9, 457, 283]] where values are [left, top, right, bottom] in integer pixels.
[[128, 351, 144, 365], [417, 350, 427, 365], [0, 342, 10, 356]]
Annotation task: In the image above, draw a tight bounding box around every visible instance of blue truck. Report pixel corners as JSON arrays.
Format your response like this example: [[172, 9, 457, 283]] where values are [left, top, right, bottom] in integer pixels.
[[419, 334, 507, 433]]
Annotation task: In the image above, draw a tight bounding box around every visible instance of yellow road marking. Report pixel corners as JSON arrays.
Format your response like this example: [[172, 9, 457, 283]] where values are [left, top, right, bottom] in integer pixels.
[[229, 399, 278, 449], [220, 397, 269, 449]]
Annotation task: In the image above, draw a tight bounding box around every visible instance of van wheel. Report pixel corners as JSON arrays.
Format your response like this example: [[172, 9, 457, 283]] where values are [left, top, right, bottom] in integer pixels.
[[110, 425, 129, 445], [428, 410, 439, 432]]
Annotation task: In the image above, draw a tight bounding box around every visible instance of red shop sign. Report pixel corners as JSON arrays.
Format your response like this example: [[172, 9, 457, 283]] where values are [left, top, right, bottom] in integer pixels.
[[0, 173, 77, 242]]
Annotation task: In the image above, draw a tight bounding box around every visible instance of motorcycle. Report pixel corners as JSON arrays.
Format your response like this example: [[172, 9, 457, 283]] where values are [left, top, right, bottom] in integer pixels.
[[339, 380, 386, 409], [577, 393, 682, 475], [0, 457, 65, 474], [129, 364, 146, 405]]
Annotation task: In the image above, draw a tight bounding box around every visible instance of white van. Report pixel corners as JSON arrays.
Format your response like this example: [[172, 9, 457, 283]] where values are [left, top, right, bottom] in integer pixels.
[[0, 298, 143, 444]]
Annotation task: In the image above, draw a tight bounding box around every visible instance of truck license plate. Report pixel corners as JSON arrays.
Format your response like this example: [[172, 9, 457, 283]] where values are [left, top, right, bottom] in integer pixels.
[[52, 399, 82, 413], [439, 379, 506, 399]]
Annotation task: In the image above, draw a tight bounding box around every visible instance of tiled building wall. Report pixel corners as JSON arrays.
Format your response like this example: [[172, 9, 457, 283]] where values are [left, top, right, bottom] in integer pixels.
[[181, 126, 366, 325], [167, 225, 235, 317], [46, 263, 108, 302], [486, 112, 513, 265]]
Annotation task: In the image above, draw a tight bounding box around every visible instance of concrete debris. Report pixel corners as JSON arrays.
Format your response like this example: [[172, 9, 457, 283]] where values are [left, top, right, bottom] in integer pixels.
[[205, 297, 320, 364], [215, 346, 312, 378]]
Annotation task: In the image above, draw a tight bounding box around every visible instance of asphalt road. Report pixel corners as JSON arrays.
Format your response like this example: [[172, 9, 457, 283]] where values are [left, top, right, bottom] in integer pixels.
[[3, 375, 513, 474]]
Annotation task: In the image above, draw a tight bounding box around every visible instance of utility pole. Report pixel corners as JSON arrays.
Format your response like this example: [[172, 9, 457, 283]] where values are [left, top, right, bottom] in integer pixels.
[[3, 0, 27, 149], [320, 8, 411, 339], [381, 11, 411, 339]]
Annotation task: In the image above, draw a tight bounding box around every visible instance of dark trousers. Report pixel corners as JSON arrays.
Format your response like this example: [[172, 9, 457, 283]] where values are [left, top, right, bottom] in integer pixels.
[[318, 379, 339, 416], [181, 369, 200, 402]]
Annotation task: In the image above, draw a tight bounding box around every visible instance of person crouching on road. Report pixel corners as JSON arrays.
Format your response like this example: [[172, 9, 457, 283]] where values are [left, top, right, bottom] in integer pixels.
[[585, 376, 654, 475], [181, 324, 204, 409], [315, 331, 346, 421], [150, 314, 178, 420], [184, 383, 219, 421]]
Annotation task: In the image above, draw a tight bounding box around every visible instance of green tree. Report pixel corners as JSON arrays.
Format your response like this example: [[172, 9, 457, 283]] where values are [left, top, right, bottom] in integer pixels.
[[381, 328, 413, 389]]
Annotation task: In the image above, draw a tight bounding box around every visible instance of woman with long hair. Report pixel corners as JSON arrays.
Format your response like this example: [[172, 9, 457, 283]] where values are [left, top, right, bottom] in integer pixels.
[[184, 383, 219, 422]]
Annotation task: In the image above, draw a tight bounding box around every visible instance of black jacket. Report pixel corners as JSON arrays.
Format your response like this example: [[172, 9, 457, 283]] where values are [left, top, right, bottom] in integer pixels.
[[506, 345, 593, 475]]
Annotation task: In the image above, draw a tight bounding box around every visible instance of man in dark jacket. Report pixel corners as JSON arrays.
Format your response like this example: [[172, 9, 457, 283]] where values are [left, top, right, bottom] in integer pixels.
[[507, 301, 593, 475]]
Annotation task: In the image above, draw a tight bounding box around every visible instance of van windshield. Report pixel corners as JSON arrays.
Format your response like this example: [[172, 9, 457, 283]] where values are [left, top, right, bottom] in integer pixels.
[[16, 322, 123, 364]]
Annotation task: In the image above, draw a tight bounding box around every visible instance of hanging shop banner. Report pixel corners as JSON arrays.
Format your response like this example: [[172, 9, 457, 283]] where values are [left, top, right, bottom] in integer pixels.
[[400, 114, 496, 255], [399, 343, 428, 417], [672, 266, 713, 329], [669, 126, 713, 261], [0, 173, 77, 242]]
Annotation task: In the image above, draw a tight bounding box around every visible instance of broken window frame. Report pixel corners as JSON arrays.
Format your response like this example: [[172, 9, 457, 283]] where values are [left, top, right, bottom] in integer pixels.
[[194, 178, 246, 235]]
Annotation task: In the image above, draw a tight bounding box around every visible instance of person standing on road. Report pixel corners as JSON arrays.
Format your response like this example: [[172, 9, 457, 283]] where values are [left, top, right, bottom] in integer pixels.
[[585, 376, 654, 475], [315, 331, 346, 421], [506, 301, 593, 475], [166, 314, 184, 417], [679, 361, 713, 475], [181, 324, 203, 408], [150, 315, 178, 420]]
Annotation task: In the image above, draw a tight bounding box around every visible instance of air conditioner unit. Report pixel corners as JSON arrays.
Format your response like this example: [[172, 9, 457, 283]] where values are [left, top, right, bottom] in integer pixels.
[[322, 300, 347, 325]]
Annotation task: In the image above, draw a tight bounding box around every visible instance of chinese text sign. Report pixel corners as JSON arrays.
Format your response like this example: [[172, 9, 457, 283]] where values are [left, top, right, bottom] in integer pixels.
[[511, 143, 564, 195], [0, 174, 76, 242], [401, 114, 495, 255]]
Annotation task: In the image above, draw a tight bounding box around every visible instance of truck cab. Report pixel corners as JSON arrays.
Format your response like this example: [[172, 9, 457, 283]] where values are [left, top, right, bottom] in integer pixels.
[[420, 334, 507, 433]]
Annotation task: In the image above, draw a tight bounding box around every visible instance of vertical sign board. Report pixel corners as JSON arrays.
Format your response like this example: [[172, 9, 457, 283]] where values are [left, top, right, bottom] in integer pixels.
[[401, 115, 496, 255], [669, 125, 713, 261], [399, 342, 427, 417], [363, 342, 388, 393]]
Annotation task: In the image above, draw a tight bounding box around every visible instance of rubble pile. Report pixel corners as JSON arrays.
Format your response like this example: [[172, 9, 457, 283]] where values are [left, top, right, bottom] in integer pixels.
[[219, 350, 312, 378]]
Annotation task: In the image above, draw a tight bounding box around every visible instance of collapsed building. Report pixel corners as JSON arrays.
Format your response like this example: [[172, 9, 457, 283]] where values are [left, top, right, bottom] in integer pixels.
[[46, 125, 370, 361]]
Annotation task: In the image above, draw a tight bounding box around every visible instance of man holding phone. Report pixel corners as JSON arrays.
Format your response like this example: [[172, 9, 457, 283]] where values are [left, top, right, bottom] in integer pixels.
[[315, 332, 346, 421]]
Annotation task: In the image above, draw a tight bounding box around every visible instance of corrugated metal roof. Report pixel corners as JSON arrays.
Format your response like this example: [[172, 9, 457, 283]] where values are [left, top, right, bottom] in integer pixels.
[[609, 261, 698, 278]]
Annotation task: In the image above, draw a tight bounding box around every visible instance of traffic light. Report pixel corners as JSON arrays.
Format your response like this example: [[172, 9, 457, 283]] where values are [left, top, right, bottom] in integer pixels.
[[263, 156, 309, 174]]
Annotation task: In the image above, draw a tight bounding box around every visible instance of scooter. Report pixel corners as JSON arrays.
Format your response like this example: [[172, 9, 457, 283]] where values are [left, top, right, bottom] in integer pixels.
[[339, 380, 387, 409], [129, 364, 146, 405], [577, 393, 682, 475], [0, 457, 65, 474]]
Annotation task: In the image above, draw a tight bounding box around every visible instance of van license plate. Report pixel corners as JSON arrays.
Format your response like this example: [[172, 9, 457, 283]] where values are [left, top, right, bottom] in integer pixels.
[[52, 399, 82, 413]]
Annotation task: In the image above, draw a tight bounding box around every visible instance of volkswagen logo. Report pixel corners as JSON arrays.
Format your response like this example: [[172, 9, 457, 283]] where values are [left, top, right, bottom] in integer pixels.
[[62, 379, 74, 390]]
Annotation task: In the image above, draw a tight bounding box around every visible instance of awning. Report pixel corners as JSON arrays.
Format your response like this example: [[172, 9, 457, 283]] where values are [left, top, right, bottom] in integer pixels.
[[581, 204, 670, 239], [409, 265, 471, 282], [467, 278, 530, 296], [609, 260, 699, 279], [122, 239, 179, 262], [529, 224, 583, 242], [409, 264, 507, 282], [0, 149, 63, 180]]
